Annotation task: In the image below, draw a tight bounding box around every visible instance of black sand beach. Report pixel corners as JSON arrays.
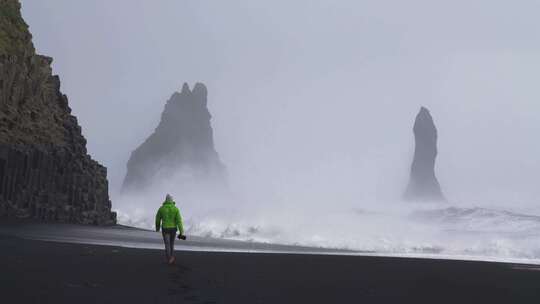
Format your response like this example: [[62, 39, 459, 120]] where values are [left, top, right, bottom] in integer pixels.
[[1, 228, 540, 304]]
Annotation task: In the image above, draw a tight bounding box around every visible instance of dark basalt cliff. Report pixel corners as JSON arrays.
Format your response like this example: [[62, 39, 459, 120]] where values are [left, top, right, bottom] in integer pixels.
[[122, 83, 225, 193], [0, 0, 116, 224], [404, 107, 446, 202]]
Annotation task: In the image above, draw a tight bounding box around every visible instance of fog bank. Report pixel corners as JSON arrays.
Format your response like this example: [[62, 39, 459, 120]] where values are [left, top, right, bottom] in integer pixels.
[[19, 0, 540, 261]]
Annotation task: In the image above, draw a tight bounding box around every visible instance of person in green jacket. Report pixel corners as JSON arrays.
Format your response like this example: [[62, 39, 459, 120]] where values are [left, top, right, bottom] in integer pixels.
[[155, 194, 184, 264]]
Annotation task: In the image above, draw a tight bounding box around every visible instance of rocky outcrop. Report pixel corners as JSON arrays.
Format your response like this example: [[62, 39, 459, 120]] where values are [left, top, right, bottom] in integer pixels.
[[404, 107, 446, 202], [122, 83, 225, 193], [0, 0, 116, 224]]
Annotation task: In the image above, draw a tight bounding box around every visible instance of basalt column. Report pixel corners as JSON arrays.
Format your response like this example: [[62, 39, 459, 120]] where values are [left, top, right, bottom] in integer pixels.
[[0, 0, 116, 224]]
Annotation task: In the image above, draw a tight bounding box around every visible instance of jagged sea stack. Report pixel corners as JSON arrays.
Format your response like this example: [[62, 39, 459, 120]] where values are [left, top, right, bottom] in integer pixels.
[[404, 107, 446, 202], [122, 83, 225, 193], [0, 0, 116, 224]]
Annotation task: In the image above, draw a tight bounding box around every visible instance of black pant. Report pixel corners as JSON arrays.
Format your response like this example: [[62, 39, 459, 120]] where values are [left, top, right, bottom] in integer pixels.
[[162, 228, 177, 259]]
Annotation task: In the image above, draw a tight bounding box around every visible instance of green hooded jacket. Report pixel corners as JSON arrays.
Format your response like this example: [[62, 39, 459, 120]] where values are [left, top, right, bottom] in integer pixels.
[[155, 199, 184, 234]]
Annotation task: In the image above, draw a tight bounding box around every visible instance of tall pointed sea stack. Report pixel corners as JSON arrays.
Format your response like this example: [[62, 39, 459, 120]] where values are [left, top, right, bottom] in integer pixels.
[[404, 107, 446, 202], [0, 0, 116, 224], [122, 83, 225, 193]]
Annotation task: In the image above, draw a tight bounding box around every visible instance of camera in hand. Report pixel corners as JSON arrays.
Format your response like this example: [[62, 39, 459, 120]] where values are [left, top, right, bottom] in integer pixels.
[[178, 234, 187, 240]]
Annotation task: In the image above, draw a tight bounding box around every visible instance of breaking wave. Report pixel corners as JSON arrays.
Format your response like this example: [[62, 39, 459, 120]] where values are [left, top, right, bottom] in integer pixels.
[[116, 204, 540, 262]]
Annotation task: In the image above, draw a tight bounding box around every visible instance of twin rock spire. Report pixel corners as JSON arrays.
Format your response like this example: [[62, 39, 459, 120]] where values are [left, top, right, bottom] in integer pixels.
[[123, 87, 446, 203]]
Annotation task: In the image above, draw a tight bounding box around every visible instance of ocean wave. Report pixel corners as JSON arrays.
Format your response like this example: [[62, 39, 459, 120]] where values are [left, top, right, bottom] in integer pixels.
[[411, 207, 540, 233], [116, 205, 540, 261]]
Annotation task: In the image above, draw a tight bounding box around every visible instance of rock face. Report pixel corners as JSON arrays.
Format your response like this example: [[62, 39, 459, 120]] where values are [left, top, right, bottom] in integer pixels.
[[0, 0, 116, 224], [122, 83, 225, 193], [404, 107, 446, 202]]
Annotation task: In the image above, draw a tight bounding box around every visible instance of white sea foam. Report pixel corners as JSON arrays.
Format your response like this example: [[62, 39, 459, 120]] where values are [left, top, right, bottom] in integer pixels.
[[115, 202, 540, 263]]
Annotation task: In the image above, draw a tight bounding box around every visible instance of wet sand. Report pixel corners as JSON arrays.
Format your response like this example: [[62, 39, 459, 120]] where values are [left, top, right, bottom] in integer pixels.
[[0, 221, 352, 254], [1, 233, 540, 303]]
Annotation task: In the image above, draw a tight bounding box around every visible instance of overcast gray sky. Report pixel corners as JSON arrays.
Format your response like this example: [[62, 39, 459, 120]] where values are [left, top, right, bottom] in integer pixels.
[[20, 0, 540, 209]]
